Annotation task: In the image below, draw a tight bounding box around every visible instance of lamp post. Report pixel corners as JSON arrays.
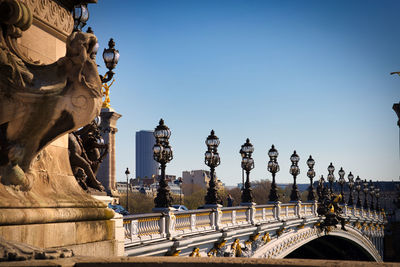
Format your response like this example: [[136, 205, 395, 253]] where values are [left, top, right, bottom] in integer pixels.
[[100, 38, 120, 108], [306, 155, 316, 201], [268, 145, 280, 202], [72, 4, 89, 31], [289, 151, 300, 202], [240, 139, 255, 204], [327, 163, 335, 194], [363, 179, 369, 209], [153, 119, 173, 209], [338, 167, 345, 204], [204, 130, 221, 206], [375, 187, 381, 211], [369, 180, 375, 210], [317, 175, 325, 202], [347, 172, 354, 206], [125, 168, 130, 212], [355, 176, 362, 208]]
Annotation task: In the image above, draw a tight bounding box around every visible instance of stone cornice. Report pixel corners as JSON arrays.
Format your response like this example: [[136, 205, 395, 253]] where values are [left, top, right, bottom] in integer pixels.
[[20, 0, 74, 41]]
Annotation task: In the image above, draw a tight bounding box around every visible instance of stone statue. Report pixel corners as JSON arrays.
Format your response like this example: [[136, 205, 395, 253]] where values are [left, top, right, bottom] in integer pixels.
[[68, 119, 108, 191], [0, 5, 102, 191], [0, 0, 116, 259]]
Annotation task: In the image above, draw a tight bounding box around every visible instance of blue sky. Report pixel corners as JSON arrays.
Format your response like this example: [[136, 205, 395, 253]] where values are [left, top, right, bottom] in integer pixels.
[[88, 0, 400, 185]]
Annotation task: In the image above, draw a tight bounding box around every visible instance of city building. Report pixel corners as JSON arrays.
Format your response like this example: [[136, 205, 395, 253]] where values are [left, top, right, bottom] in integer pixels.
[[136, 130, 159, 179], [182, 170, 223, 196]]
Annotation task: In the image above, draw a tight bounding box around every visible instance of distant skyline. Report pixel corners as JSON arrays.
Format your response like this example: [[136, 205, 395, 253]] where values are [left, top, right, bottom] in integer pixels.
[[89, 0, 399, 185]]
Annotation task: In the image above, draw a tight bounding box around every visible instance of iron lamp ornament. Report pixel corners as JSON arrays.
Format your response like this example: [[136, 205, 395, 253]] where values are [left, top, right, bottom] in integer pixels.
[[240, 138, 255, 203], [338, 167, 346, 204], [204, 130, 221, 205], [355, 176, 362, 208], [125, 167, 130, 212], [152, 119, 174, 208], [306, 155, 316, 201], [72, 4, 89, 31], [317, 175, 326, 202], [369, 180, 375, 210], [99, 38, 120, 108], [289, 150, 300, 202], [347, 172, 355, 206], [268, 145, 280, 202], [363, 179, 369, 209], [375, 187, 381, 211], [327, 162, 335, 193]]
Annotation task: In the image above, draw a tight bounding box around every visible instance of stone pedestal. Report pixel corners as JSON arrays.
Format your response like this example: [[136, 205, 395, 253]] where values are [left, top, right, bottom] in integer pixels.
[[98, 108, 122, 197]]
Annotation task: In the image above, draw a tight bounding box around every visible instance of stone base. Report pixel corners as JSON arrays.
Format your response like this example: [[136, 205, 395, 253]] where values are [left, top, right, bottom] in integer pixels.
[[0, 219, 119, 257]]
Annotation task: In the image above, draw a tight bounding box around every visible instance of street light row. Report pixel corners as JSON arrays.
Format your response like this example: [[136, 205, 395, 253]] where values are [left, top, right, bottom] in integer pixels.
[[147, 119, 382, 211]]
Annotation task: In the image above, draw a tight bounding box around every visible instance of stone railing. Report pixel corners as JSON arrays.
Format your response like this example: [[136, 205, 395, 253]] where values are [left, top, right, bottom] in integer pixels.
[[123, 202, 386, 258], [123, 202, 384, 245]]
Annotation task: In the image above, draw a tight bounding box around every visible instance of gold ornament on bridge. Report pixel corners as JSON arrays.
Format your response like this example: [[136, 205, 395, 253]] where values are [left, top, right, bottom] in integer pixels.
[[102, 78, 115, 108], [189, 247, 201, 257], [262, 232, 271, 243], [230, 239, 242, 257]]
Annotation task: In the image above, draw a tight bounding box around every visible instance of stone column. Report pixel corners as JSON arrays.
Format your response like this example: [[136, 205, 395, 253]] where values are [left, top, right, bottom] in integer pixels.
[[98, 107, 122, 196]]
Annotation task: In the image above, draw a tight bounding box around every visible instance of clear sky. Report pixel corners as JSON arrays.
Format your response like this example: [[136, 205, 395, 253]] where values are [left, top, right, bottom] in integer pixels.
[[88, 0, 399, 186]]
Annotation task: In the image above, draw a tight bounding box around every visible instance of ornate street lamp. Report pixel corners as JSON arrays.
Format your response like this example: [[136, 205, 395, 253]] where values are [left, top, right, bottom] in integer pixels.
[[289, 151, 300, 202], [153, 119, 173, 209], [204, 130, 221, 205], [317, 175, 325, 202], [369, 180, 375, 210], [100, 38, 120, 108], [338, 167, 345, 204], [362, 179, 369, 209], [375, 187, 381, 211], [347, 172, 355, 206], [268, 145, 280, 202], [125, 168, 130, 211], [240, 138, 255, 204], [355, 176, 362, 208], [327, 163, 335, 193], [306, 155, 316, 201], [72, 4, 89, 31]]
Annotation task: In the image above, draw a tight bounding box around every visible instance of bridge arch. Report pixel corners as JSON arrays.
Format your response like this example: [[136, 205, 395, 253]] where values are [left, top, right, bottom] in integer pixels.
[[252, 226, 382, 262], [285, 235, 374, 261]]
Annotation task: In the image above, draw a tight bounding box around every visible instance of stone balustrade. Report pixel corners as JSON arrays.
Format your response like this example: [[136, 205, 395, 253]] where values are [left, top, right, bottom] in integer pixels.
[[123, 202, 385, 259]]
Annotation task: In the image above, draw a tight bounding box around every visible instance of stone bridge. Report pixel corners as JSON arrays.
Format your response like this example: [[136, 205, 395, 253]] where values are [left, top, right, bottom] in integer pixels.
[[123, 202, 385, 261]]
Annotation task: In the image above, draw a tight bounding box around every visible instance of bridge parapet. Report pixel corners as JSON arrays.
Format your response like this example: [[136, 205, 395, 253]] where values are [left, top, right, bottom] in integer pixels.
[[123, 202, 385, 260]]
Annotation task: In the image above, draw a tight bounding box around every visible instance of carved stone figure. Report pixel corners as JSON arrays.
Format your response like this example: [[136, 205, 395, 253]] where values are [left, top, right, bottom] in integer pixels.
[[0, 0, 116, 259], [0, 2, 102, 191], [68, 119, 108, 191]]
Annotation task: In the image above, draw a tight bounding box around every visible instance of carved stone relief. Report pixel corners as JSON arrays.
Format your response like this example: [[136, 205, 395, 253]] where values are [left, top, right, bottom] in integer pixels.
[[20, 0, 74, 38]]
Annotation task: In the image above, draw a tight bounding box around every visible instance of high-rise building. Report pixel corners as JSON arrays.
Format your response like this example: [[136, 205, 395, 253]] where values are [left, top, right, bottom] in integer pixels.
[[136, 130, 159, 179]]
